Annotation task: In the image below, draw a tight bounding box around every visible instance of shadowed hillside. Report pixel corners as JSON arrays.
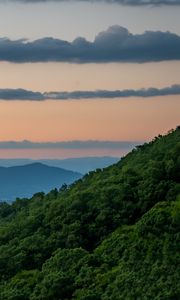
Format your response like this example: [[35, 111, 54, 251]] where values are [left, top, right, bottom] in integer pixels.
[[0, 127, 179, 299]]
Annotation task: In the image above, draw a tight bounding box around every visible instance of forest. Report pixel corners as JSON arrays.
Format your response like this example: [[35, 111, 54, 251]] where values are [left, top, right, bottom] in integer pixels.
[[0, 127, 179, 299]]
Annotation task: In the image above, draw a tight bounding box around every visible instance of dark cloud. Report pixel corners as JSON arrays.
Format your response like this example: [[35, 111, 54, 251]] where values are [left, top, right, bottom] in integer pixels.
[[46, 85, 180, 99], [2, 0, 180, 6], [0, 26, 180, 63], [0, 140, 140, 150], [0, 89, 44, 100], [0, 85, 180, 100]]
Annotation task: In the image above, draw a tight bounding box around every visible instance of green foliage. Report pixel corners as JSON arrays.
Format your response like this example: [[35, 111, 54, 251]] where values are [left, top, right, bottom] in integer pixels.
[[0, 270, 40, 300], [73, 201, 180, 300], [32, 248, 88, 300], [0, 127, 179, 299]]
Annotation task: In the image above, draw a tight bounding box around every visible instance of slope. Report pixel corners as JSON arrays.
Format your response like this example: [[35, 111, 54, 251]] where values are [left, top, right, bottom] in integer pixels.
[[0, 127, 179, 299]]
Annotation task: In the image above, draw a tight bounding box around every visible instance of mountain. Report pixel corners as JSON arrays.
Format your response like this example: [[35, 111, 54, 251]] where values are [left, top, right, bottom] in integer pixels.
[[40, 156, 120, 174], [0, 156, 120, 174], [0, 163, 82, 202], [0, 127, 179, 299]]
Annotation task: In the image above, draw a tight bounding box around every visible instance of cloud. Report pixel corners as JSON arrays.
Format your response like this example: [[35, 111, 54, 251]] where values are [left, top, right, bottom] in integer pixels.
[[0, 26, 180, 63], [0, 85, 180, 101], [0, 140, 140, 150], [1, 0, 180, 6], [0, 89, 44, 100]]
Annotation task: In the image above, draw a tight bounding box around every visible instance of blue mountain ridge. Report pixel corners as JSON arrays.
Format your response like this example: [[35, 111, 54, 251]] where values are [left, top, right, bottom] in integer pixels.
[[0, 163, 82, 202]]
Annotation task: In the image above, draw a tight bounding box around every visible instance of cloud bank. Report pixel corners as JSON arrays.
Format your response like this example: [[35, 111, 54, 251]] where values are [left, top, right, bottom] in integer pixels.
[[0, 26, 180, 63], [2, 0, 180, 6], [0, 140, 140, 150], [0, 85, 180, 101]]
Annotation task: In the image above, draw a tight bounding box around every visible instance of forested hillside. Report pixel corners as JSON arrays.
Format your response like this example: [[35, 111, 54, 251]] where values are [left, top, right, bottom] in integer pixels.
[[0, 127, 179, 300]]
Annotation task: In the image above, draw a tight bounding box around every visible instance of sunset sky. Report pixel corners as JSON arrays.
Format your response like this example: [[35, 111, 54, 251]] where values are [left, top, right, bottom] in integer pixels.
[[0, 0, 179, 158]]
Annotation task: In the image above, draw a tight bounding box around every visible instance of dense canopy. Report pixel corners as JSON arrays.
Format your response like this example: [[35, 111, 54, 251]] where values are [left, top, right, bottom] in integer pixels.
[[0, 127, 180, 299]]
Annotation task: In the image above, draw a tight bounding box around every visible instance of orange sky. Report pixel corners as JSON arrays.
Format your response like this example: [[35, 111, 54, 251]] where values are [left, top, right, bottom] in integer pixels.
[[0, 96, 179, 142], [0, 61, 179, 158], [0, 61, 180, 92]]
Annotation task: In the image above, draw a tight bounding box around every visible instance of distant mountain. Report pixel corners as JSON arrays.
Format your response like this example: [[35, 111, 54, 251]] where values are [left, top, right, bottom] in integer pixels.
[[0, 156, 120, 174], [0, 163, 82, 202], [40, 157, 120, 173]]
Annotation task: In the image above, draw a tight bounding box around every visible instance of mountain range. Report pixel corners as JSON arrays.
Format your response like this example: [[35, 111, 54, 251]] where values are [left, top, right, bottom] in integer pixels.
[[0, 156, 119, 174], [0, 163, 82, 202]]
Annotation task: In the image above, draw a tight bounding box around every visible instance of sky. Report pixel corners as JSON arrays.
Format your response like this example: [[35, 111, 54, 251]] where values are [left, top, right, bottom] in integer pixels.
[[0, 0, 179, 158]]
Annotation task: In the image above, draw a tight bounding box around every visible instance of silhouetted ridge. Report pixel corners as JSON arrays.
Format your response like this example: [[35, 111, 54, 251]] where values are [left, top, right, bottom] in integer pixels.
[[0, 163, 82, 201]]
